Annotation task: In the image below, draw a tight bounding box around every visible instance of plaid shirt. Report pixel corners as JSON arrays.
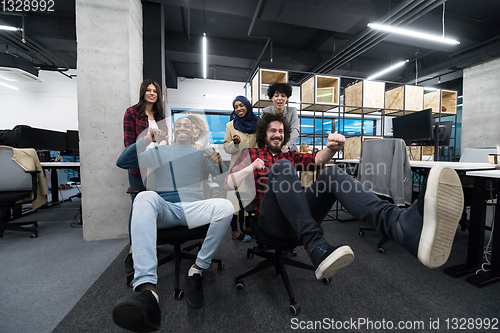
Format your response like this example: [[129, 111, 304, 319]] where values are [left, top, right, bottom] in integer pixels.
[[224, 146, 318, 216], [123, 106, 168, 177]]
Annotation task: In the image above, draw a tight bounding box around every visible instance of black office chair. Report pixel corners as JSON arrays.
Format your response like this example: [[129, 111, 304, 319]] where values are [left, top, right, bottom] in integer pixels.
[[125, 183, 224, 300], [0, 148, 40, 238], [234, 201, 331, 315]]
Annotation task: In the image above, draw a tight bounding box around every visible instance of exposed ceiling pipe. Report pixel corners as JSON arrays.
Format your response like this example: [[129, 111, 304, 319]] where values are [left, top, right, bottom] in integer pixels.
[[314, 0, 448, 76], [313, 0, 427, 73], [321, 0, 447, 74], [244, 0, 272, 89], [0, 30, 69, 71], [181, 7, 191, 44]]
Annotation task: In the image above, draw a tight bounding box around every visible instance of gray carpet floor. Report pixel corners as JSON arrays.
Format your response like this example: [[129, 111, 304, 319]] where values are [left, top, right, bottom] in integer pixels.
[[0, 199, 128, 333], [51, 210, 500, 333]]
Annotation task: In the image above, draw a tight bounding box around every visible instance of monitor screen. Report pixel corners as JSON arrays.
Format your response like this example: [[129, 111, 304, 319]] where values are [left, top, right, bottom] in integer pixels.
[[392, 109, 433, 145], [67, 130, 79, 151]]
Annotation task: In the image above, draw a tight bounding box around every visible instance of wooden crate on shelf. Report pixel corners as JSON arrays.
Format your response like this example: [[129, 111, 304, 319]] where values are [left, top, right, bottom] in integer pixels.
[[407, 146, 422, 161], [343, 136, 383, 160], [424, 89, 457, 116], [300, 75, 340, 111], [251, 68, 288, 108], [385, 85, 424, 116], [344, 80, 385, 114]]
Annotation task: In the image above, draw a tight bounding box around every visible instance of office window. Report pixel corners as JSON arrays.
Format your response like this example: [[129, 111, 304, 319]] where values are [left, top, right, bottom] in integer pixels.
[[299, 117, 333, 146], [173, 112, 230, 144], [336, 119, 375, 136]]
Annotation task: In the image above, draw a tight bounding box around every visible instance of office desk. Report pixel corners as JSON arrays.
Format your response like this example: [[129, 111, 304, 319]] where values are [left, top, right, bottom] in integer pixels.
[[409, 161, 495, 170], [40, 162, 80, 203], [461, 169, 500, 287]]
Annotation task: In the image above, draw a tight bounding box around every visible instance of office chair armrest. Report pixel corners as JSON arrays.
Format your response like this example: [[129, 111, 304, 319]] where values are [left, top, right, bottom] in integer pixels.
[[25, 170, 40, 202]]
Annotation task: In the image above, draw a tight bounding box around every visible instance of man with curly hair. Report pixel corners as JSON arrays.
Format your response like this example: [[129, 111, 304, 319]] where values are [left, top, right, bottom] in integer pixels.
[[225, 112, 464, 281]]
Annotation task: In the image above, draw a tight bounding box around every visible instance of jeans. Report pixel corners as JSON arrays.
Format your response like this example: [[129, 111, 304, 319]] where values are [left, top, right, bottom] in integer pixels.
[[258, 160, 406, 256], [128, 173, 144, 246], [130, 191, 233, 291]]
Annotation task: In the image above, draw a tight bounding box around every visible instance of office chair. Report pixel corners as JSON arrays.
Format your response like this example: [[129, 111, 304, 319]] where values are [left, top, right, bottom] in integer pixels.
[[125, 182, 224, 300], [0, 148, 40, 238], [234, 197, 331, 315], [357, 138, 412, 253]]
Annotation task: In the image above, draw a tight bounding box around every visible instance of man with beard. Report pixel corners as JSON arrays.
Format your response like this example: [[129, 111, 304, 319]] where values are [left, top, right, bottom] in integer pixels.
[[113, 116, 233, 332], [226, 112, 463, 281]]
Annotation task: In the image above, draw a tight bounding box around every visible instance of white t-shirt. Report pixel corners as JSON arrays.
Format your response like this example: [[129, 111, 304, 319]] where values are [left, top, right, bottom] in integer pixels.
[[146, 120, 159, 150]]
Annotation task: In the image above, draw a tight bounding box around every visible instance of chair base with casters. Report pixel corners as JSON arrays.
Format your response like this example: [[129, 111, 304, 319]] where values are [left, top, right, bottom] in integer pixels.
[[234, 216, 331, 315], [0, 207, 38, 238], [358, 227, 389, 254], [126, 224, 224, 300]]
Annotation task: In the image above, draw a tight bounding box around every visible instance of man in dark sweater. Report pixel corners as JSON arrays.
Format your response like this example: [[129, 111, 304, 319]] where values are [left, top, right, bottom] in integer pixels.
[[225, 112, 463, 280], [113, 117, 233, 332]]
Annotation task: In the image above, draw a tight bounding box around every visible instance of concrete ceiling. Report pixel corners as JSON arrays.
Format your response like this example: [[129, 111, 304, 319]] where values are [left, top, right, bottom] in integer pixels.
[[1, 0, 499, 93]]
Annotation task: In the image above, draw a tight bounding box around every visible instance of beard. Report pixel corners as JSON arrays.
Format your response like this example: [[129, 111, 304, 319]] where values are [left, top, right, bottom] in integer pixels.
[[266, 137, 283, 154]]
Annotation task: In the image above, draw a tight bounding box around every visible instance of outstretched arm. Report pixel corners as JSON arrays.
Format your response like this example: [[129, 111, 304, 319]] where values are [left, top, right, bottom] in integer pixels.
[[315, 132, 345, 166]]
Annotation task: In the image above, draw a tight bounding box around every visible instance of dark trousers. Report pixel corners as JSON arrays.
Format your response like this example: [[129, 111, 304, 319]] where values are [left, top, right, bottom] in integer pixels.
[[258, 160, 408, 256]]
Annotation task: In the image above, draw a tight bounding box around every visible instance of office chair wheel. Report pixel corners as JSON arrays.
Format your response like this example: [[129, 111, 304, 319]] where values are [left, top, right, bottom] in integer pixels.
[[235, 280, 244, 290], [358, 230, 364, 237], [377, 247, 385, 254], [247, 249, 254, 259], [289, 302, 301, 315], [289, 250, 298, 257], [322, 277, 331, 285], [174, 289, 184, 300], [217, 262, 224, 270], [30, 232, 37, 238]]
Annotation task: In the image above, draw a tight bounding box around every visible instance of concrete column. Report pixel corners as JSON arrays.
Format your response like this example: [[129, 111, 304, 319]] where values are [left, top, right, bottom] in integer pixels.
[[462, 58, 500, 151], [76, 0, 143, 240]]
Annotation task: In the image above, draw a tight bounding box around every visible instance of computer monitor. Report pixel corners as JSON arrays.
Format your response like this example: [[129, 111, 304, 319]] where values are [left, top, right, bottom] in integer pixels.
[[392, 109, 433, 145], [392, 109, 452, 147], [66, 130, 79, 151]]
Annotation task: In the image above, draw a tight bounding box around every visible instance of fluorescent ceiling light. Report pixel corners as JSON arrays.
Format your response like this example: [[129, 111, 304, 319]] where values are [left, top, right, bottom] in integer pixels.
[[367, 23, 460, 45], [0, 81, 19, 90], [202, 33, 207, 79], [424, 87, 438, 91], [0, 24, 22, 32], [367, 59, 409, 80]]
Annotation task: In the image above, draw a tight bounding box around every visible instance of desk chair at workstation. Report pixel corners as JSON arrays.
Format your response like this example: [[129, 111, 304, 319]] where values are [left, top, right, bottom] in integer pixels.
[[125, 176, 224, 300], [0, 148, 40, 238], [357, 138, 412, 253], [234, 193, 331, 315]]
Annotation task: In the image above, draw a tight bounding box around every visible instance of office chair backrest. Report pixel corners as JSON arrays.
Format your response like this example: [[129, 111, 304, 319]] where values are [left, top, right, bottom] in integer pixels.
[[459, 148, 497, 163], [0, 148, 32, 191], [358, 138, 412, 206]]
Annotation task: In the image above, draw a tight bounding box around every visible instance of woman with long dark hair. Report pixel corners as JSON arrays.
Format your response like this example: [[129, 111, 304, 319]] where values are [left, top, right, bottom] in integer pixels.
[[123, 79, 169, 272]]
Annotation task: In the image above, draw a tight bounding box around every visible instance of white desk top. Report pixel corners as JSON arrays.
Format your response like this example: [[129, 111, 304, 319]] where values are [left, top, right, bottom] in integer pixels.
[[466, 169, 500, 179], [40, 162, 80, 168], [409, 161, 495, 170]]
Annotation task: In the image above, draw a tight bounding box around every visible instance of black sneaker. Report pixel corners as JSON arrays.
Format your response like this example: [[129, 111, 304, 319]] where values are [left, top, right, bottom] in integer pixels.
[[310, 243, 354, 280], [398, 165, 463, 268], [125, 253, 134, 274], [185, 274, 204, 310], [112, 290, 161, 332]]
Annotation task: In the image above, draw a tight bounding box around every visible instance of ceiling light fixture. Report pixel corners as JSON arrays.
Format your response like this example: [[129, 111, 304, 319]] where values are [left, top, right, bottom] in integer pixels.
[[0, 24, 23, 32], [367, 59, 409, 80], [202, 32, 207, 79], [367, 23, 460, 45], [0, 81, 19, 90], [424, 87, 437, 91]]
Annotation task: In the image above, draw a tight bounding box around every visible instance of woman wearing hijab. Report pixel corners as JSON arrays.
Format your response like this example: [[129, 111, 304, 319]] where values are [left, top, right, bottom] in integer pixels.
[[224, 96, 259, 242]]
